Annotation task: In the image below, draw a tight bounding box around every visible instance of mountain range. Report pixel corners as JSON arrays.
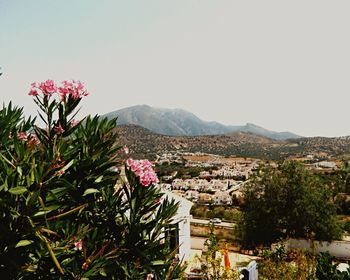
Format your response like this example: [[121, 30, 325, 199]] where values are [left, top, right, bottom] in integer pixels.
[[104, 105, 301, 140]]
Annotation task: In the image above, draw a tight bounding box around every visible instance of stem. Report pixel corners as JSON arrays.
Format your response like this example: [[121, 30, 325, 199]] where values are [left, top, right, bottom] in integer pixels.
[[47, 203, 88, 221], [82, 241, 111, 270], [36, 231, 64, 275]]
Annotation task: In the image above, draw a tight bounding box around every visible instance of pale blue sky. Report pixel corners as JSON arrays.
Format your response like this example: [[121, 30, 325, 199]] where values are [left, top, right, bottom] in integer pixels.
[[1, 1, 350, 137]]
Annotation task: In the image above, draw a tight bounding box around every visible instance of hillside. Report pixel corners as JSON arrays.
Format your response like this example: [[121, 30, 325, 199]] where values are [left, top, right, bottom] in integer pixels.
[[105, 105, 300, 140], [116, 125, 350, 160]]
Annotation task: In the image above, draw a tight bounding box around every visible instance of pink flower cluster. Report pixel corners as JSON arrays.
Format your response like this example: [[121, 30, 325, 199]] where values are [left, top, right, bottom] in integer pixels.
[[28, 79, 88, 100], [126, 158, 159, 187], [58, 80, 89, 100], [16, 131, 40, 146], [17, 131, 30, 141], [29, 80, 57, 96], [54, 123, 65, 135], [28, 136, 40, 147]]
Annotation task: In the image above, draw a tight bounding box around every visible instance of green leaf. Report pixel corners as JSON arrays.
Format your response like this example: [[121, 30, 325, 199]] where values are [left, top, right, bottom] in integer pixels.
[[10, 209, 21, 219], [95, 175, 103, 183], [17, 166, 22, 177], [151, 260, 165, 266], [33, 204, 61, 217], [99, 269, 107, 277], [83, 188, 100, 196], [61, 258, 73, 266], [0, 152, 16, 168], [9, 186, 28, 195], [0, 180, 8, 192], [15, 240, 34, 248], [61, 159, 74, 172]]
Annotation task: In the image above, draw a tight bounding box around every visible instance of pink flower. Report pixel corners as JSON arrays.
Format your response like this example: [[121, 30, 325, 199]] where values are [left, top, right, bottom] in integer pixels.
[[74, 240, 83, 251], [70, 119, 79, 127], [140, 172, 159, 187], [28, 82, 38, 96], [58, 80, 73, 100], [28, 88, 38, 96], [140, 175, 151, 187], [17, 131, 29, 141], [30, 80, 88, 100], [126, 158, 159, 187], [131, 161, 142, 175], [54, 123, 65, 135], [140, 159, 151, 168], [27, 135, 40, 147], [58, 80, 88, 100], [146, 274, 154, 280], [126, 158, 134, 167], [58, 87, 69, 100], [76, 80, 84, 91], [111, 166, 119, 173], [38, 79, 57, 96], [122, 145, 129, 154], [17, 132, 41, 147]]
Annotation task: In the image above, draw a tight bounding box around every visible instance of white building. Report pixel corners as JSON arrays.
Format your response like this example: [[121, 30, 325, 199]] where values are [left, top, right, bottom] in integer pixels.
[[185, 190, 199, 202], [212, 191, 232, 205], [314, 161, 337, 169], [164, 191, 193, 262]]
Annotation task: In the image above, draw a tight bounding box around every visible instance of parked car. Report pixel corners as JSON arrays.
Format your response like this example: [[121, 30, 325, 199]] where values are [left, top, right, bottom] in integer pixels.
[[209, 218, 222, 224]]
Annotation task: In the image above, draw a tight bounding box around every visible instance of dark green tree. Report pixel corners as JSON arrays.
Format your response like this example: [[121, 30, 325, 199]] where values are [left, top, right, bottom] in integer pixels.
[[240, 161, 342, 247], [339, 161, 350, 195]]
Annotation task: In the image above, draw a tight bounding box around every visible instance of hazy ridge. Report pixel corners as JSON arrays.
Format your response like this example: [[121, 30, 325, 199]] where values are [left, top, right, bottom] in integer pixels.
[[105, 105, 301, 140]]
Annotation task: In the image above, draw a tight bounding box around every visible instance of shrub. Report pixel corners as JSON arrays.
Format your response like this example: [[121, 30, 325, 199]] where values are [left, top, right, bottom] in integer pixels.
[[0, 80, 181, 279], [316, 252, 350, 280], [259, 247, 316, 280]]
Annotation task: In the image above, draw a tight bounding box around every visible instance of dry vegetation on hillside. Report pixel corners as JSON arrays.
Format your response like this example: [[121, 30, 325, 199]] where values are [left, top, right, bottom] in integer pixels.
[[117, 125, 350, 160]]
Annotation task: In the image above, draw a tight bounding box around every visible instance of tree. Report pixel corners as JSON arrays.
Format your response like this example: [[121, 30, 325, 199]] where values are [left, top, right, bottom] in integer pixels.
[[240, 161, 342, 247], [0, 80, 182, 279], [336, 160, 350, 195]]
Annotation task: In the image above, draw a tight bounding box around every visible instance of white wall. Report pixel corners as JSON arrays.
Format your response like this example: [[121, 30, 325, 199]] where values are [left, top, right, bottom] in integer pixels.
[[166, 191, 193, 262], [177, 214, 192, 262], [286, 238, 350, 260]]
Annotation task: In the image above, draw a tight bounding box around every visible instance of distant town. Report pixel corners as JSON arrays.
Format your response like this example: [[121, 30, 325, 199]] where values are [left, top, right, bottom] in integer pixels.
[[155, 151, 339, 206]]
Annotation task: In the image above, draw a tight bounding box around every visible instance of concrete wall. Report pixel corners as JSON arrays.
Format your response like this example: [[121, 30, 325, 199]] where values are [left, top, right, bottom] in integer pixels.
[[286, 238, 350, 260]]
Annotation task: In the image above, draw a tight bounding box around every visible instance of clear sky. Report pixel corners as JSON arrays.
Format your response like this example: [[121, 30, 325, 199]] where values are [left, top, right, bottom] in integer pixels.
[[1, 1, 349, 137]]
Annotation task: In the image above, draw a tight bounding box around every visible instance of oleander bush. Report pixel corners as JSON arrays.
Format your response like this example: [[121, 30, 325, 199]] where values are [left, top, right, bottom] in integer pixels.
[[0, 80, 182, 279]]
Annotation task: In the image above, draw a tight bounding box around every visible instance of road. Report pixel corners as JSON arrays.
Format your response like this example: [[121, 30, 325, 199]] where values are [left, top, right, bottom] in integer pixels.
[[191, 218, 236, 229]]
